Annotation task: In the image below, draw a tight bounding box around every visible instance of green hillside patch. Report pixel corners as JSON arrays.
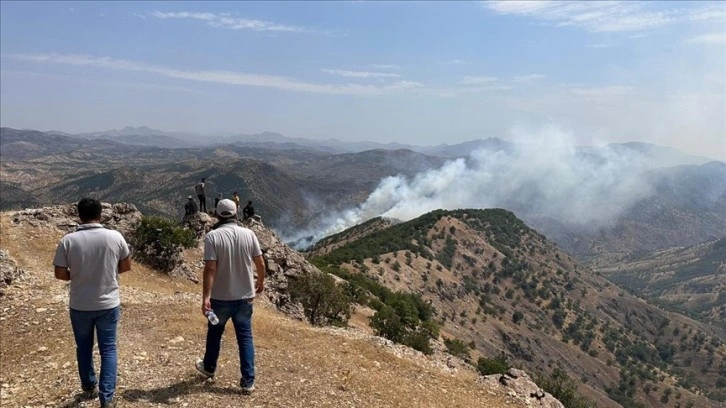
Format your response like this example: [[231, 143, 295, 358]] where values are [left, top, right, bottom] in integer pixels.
[[311, 208, 530, 266]]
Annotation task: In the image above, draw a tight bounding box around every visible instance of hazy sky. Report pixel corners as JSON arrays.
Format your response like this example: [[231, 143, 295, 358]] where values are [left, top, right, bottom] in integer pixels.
[[1, 1, 724, 159]]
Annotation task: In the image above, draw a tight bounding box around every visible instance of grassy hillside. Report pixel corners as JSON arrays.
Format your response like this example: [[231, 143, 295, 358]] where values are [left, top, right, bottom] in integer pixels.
[[0, 211, 533, 408], [594, 237, 726, 328], [308, 209, 726, 408]]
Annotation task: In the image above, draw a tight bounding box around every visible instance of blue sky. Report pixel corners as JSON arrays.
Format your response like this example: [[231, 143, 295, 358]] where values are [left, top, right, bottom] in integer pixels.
[[1, 1, 724, 158]]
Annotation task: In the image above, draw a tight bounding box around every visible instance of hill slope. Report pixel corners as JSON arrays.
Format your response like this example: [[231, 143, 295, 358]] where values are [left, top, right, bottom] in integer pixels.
[[0, 208, 555, 408], [308, 209, 726, 408], [593, 237, 726, 328]]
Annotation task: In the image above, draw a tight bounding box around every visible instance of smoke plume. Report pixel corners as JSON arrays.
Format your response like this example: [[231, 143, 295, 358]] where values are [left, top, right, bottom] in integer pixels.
[[287, 126, 672, 249]]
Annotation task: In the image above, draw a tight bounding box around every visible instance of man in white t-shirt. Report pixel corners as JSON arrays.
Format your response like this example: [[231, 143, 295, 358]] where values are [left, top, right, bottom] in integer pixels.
[[196, 199, 265, 394], [53, 198, 131, 408]]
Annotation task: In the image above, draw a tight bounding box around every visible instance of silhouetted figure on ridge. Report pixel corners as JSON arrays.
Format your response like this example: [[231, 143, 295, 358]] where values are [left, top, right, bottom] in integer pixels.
[[185, 196, 197, 216], [195, 178, 207, 213], [242, 201, 255, 220]]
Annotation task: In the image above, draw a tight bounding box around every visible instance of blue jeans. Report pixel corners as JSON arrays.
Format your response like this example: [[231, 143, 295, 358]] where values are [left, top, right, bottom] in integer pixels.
[[203, 299, 255, 387], [69, 306, 120, 404]]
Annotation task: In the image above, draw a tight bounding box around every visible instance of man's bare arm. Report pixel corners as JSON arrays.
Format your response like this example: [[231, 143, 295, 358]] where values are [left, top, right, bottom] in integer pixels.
[[202, 260, 217, 300], [54, 266, 70, 281], [253, 255, 266, 294], [118, 256, 131, 274], [202, 260, 217, 315]]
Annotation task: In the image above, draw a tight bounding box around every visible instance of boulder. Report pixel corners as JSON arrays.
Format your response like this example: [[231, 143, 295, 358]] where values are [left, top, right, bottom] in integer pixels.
[[0, 250, 25, 296], [11, 202, 141, 237], [181, 212, 215, 239], [480, 368, 564, 408]]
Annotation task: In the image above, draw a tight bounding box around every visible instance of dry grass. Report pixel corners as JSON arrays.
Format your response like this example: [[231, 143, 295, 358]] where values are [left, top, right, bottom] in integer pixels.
[[0, 214, 523, 408]]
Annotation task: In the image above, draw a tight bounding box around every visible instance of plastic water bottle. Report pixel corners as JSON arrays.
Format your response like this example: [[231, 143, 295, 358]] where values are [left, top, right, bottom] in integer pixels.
[[206, 310, 219, 325]]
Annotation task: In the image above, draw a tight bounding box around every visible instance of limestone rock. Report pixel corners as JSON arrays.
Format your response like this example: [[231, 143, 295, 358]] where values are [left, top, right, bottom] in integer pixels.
[[0, 250, 25, 294], [181, 212, 215, 239], [11, 202, 141, 237], [480, 368, 564, 408]]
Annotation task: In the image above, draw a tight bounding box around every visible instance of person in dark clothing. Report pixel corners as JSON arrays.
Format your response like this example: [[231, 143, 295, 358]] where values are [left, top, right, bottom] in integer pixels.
[[242, 201, 255, 220], [214, 193, 223, 211], [195, 178, 207, 213], [185, 196, 197, 215]]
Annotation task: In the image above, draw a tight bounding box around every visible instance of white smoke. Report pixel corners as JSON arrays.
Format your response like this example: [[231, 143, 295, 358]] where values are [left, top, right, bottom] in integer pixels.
[[286, 126, 660, 249]]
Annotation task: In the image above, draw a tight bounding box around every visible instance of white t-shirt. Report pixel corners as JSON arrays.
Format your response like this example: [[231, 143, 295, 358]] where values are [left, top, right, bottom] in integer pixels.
[[203, 223, 262, 301], [53, 224, 130, 311]]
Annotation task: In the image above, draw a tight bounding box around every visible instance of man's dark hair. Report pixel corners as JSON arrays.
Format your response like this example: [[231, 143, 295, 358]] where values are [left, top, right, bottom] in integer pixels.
[[248, 201, 252, 205], [77, 198, 102, 223], [201, 177, 206, 182]]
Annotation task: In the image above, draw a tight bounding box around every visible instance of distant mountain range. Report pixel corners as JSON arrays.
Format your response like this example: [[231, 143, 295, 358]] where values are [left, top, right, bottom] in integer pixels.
[[2, 127, 723, 262], [40, 126, 715, 163]]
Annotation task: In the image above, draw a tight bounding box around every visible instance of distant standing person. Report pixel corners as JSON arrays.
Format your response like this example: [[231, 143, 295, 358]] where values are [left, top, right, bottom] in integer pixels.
[[233, 192, 240, 218], [53, 198, 132, 408], [195, 178, 207, 213], [185, 196, 197, 216], [242, 201, 255, 220], [214, 193, 223, 211], [196, 199, 266, 394]]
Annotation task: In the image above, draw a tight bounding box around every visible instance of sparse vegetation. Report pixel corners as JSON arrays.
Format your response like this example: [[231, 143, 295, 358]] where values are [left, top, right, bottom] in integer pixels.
[[537, 368, 596, 408], [477, 353, 510, 375], [131, 216, 195, 272], [444, 337, 470, 360], [288, 270, 352, 326]]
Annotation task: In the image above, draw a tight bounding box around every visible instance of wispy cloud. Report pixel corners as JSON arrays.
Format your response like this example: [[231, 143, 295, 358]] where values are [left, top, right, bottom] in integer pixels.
[[683, 32, 726, 45], [1, 70, 208, 94], [368, 64, 400, 70], [569, 85, 633, 97], [512, 74, 546, 83], [10, 53, 423, 96], [321, 68, 401, 78], [147, 11, 311, 33], [587, 43, 614, 48], [485, 1, 725, 33], [460, 75, 498, 85]]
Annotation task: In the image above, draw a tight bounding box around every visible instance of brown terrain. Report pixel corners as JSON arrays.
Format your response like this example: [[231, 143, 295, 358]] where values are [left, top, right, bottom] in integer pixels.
[[307, 210, 726, 408], [0, 207, 560, 408]]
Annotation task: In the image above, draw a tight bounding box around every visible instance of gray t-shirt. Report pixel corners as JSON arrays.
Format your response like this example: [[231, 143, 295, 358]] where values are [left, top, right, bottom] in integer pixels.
[[53, 224, 130, 311], [203, 223, 262, 301]]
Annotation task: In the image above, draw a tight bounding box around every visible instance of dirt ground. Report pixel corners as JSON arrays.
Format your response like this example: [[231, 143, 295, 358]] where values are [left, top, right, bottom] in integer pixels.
[[0, 214, 525, 408]]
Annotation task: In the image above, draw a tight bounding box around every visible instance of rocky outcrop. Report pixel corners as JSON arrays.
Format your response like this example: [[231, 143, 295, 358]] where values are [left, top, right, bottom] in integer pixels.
[[244, 219, 312, 322], [480, 368, 565, 408], [181, 212, 215, 239], [10, 202, 141, 237], [0, 250, 25, 297]]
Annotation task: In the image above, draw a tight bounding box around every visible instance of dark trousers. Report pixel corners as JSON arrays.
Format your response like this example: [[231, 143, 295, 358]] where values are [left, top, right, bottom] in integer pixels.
[[198, 194, 206, 212]]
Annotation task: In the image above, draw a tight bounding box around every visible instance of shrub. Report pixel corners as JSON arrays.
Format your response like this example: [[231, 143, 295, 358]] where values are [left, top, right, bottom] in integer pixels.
[[132, 216, 195, 272], [444, 337, 471, 360], [289, 271, 352, 326], [512, 310, 524, 324], [537, 368, 595, 408], [477, 353, 510, 375]]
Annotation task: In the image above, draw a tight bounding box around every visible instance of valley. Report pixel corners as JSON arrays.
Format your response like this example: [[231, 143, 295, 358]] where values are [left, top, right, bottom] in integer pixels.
[[1, 127, 725, 408]]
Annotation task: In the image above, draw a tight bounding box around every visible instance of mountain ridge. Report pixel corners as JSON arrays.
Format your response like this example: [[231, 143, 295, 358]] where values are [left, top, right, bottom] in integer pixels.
[[307, 208, 726, 408]]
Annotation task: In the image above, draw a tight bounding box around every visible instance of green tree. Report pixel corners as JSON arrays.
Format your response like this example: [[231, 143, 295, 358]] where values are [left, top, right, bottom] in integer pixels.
[[132, 216, 195, 272], [477, 353, 510, 375], [289, 271, 352, 326]]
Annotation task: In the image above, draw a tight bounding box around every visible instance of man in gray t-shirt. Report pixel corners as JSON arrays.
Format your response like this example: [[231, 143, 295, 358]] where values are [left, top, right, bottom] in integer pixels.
[[53, 198, 131, 408], [196, 199, 265, 394]]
